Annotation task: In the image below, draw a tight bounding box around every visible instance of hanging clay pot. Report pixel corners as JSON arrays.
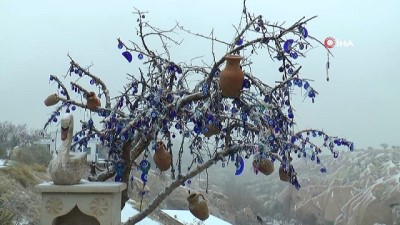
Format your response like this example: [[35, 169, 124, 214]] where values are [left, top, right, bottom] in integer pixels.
[[86, 92, 101, 111], [202, 125, 220, 138], [187, 193, 210, 221], [153, 141, 171, 171], [253, 158, 274, 176], [219, 55, 244, 98], [279, 166, 291, 182], [44, 93, 59, 106]]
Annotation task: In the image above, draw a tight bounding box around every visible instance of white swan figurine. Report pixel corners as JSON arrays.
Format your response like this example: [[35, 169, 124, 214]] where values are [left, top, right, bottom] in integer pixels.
[[48, 113, 87, 185]]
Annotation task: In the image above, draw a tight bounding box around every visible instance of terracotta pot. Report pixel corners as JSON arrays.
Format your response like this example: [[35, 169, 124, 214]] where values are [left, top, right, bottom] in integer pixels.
[[86, 92, 101, 111], [44, 93, 59, 106], [202, 125, 220, 138], [153, 141, 171, 171], [219, 55, 244, 98], [187, 193, 209, 221], [254, 158, 274, 175], [279, 166, 291, 182]]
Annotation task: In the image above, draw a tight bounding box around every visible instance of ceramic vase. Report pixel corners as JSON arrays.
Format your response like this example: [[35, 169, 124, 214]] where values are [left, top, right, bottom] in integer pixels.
[[254, 158, 274, 175], [44, 93, 59, 106], [187, 193, 210, 221], [202, 125, 220, 138], [86, 92, 101, 111], [153, 141, 171, 171], [219, 55, 244, 98], [279, 166, 291, 182]]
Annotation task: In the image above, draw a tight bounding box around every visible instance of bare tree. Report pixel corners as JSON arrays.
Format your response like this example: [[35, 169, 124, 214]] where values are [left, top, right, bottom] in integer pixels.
[[0, 121, 38, 149], [42, 1, 354, 224]]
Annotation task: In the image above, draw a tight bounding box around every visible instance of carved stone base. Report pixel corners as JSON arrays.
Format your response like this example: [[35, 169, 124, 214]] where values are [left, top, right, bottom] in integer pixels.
[[35, 181, 126, 225]]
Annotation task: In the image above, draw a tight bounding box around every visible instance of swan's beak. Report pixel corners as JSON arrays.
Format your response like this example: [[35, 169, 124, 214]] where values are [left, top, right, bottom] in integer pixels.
[[61, 127, 69, 141]]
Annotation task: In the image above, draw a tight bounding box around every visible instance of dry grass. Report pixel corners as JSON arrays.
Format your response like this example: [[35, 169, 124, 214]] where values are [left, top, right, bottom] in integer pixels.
[[1, 163, 39, 188]]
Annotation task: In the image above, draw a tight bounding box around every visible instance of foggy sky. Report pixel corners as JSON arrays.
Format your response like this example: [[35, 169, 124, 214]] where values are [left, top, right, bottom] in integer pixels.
[[0, 0, 399, 149]]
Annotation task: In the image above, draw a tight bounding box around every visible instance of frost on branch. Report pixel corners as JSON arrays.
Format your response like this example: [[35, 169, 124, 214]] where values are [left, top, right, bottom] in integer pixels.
[[42, 1, 353, 224]]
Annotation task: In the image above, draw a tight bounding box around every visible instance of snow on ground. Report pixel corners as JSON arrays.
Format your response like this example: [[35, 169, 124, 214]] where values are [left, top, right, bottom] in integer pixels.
[[161, 210, 233, 225], [121, 202, 160, 225], [0, 159, 7, 168]]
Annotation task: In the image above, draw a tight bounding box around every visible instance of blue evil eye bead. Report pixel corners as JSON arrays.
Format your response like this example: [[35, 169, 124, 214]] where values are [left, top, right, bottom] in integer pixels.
[[74, 136, 79, 142], [303, 82, 309, 90], [201, 84, 208, 95], [88, 118, 94, 127], [236, 38, 244, 46], [122, 51, 133, 63], [90, 79, 95, 85], [333, 151, 339, 158], [288, 68, 294, 74], [202, 127, 209, 133], [170, 110, 177, 118], [291, 52, 298, 59], [71, 105, 76, 111], [187, 179, 192, 185], [66, 108, 71, 113], [268, 119, 275, 126], [279, 66, 284, 72], [288, 111, 294, 119], [49, 75, 54, 81], [212, 68, 221, 77], [52, 117, 58, 122], [268, 135, 275, 142], [193, 125, 201, 134], [299, 43, 305, 50], [241, 113, 247, 121], [140, 173, 148, 183], [242, 79, 251, 88], [175, 123, 182, 130], [167, 94, 174, 103], [283, 39, 294, 53], [235, 156, 245, 176], [115, 175, 122, 182], [138, 53, 144, 60], [175, 65, 182, 74], [300, 27, 308, 38], [139, 159, 151, 172], [308, 90, 316, 98], [320, 167, 327, 173], [349, 143, 354, 151], [151, 111, 158, 118], [117, 39, 123, 49]]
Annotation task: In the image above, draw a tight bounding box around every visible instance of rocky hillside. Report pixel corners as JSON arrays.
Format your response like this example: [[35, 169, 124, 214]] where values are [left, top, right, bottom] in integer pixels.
[[2, 148, 399, 225], [0, 162, 51, 225], [226, 148, 400, 225]]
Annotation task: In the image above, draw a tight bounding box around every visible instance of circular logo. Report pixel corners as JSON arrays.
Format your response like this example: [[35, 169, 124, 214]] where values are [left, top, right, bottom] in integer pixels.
[[324, 37, 336, 48]]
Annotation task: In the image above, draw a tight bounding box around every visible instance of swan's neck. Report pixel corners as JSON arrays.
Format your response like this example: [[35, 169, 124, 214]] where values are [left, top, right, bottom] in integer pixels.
[[61, 128, 73, 158]]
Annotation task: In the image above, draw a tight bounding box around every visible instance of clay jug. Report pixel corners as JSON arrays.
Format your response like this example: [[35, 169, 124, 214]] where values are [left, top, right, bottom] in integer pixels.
[[153, 141, 171, 171], [44, 93, 59, 106], [254, 158, 274, 175], [279, 166, 291, 182], [187, 193, 209, 221], [219, 55, 244, 98], [202, 125, 220, 138], [86, 92, 101, 111]]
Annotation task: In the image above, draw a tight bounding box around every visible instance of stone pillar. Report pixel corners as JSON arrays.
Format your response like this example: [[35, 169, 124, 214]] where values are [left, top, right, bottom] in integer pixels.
[[35, 181, 126, 225]]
